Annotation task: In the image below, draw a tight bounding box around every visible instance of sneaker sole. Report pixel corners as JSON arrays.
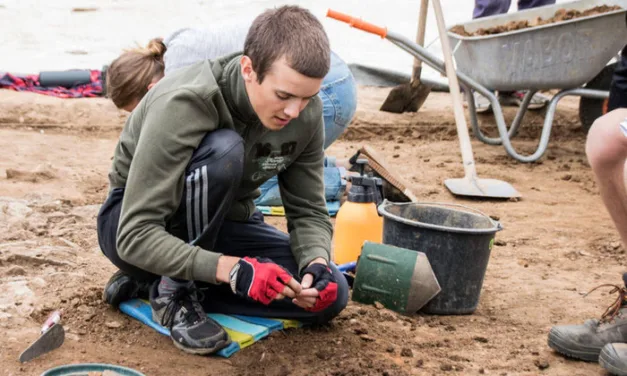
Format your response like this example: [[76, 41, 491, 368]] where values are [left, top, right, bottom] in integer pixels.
[[475, 105, 492, 114], [152, 306, 232, 356], [526, 101, 547, 110], [463, 102, 491, 113], [498, 96, 546, 111], [171, 335, 232, 356], [103, 278, 133, 307], [599, 345, 627, 376], [547, 328, 601, 362]]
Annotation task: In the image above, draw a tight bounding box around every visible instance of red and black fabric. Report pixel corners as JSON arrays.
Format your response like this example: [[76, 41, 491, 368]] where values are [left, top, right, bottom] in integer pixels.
[[0, 70, 103, 98], [301, 263, 338, 312], [231, 257, 294, 305]]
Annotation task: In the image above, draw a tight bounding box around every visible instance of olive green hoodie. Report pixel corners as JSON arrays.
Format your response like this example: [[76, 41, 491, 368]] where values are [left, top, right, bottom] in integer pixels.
[[107, 53, 332, 284]]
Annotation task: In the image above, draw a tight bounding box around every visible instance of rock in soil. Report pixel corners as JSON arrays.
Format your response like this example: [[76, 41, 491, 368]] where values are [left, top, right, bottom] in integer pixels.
[[440, 363, 454, 371], [105, 321, 122, 329], [534, 359, 550, 370], [315, 349, 333, 361], [400, 348, 413, 357], [5, 266, 26, 276]]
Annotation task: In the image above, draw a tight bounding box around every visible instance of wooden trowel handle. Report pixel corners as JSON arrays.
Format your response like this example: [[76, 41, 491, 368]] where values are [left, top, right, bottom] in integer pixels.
[[412, 0, 429, 80]]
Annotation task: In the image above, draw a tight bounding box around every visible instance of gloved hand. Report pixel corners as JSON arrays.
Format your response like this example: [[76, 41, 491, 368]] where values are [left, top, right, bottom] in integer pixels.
[[229, 257, 300, 305], [297, 263, 338, 312]]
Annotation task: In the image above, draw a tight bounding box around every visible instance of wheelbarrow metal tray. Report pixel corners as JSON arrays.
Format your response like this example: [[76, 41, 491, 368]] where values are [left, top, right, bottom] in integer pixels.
[[447, 0, 627, 91]]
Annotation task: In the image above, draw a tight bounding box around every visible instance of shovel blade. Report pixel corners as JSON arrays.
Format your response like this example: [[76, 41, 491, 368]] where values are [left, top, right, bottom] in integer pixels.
[[19, 323, 65, 363], [380, 82, 432, 114], [444, 177, 521, 199]]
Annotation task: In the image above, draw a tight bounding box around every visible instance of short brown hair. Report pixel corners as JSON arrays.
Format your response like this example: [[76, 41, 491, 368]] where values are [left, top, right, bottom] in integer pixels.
[[244, 5, 330, 83], [106, 38, 166, 109]]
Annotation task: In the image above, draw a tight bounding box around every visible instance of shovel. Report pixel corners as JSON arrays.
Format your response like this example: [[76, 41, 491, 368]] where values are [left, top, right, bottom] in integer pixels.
[[431, 0, 520, 199], [380, 0, 432, 113], [327, 9, 520, 199]]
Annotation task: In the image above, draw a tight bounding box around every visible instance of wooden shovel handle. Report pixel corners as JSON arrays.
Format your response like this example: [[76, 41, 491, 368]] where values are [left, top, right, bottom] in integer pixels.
[[431, 0, 477, 178], [413, 0, 429, 79]]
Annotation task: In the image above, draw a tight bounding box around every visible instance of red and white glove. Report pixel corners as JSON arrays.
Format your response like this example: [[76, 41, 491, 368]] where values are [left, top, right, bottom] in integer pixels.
[[229, 257, 294, 305]]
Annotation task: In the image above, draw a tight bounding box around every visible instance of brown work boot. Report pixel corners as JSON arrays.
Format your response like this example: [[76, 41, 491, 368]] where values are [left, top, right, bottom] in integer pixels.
[[600, 343, 627, 375], [548, 275, 627, 362]]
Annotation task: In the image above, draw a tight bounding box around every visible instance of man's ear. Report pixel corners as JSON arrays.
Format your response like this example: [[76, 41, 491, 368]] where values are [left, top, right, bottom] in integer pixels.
[[147, 82, 156, 91], [240, 55, 255, 83]]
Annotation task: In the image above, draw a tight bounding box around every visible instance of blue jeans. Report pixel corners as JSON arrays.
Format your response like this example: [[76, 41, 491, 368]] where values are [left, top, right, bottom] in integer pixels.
[[256, 52, 357, 206], [473, 0, 555, 19]]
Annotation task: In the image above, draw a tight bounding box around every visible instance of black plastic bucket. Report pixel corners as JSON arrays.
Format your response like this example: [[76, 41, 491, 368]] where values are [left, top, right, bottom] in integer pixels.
[[378, 201, 502, 315]]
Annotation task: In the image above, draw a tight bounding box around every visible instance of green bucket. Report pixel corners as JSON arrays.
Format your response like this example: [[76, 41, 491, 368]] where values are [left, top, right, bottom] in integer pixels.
[[41, 363, 145, 376], [352, 241, 441, 314]]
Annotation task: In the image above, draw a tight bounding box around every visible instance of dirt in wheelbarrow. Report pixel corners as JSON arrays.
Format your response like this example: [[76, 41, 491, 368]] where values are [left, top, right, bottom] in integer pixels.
[[451, 4, 621, 37], [0, 87, 623, 376]]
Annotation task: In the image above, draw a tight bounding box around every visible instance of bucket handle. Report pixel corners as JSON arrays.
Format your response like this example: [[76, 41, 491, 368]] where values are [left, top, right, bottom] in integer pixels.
[[379, 200, 503, 231]]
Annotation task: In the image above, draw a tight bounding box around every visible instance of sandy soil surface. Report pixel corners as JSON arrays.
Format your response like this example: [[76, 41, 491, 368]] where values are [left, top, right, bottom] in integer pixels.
[[0, 87, 623, 376]]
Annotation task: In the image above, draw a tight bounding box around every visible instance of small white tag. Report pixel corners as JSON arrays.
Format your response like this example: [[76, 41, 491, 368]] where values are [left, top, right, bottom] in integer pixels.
[[229, 263, 241, 294], [620, 119, 627, 137]]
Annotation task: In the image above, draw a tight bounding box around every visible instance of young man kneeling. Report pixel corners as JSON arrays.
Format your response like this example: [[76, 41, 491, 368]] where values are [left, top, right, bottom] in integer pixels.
[[97, 6, 348, 355]]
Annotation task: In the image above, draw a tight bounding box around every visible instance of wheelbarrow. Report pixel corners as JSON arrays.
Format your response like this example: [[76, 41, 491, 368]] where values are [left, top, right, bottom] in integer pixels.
[[329, 0, 627, 162]]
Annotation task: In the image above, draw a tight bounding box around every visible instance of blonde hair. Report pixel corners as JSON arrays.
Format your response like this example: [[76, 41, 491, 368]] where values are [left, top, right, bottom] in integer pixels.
[[106, 38, 166, 109]]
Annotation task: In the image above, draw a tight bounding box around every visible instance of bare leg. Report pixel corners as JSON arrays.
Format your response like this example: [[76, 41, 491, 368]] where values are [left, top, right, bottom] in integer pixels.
[[586, 109, 627, 247], [548, 109, 627, 365]]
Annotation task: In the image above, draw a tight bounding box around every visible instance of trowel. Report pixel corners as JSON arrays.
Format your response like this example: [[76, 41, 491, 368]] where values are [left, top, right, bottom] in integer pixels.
[[19, 310, 65, 363]]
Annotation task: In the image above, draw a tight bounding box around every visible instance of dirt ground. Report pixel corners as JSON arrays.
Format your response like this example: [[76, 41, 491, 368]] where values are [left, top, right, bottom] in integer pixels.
[[450, 5, 621, 37], [0, 86, 623, 376]]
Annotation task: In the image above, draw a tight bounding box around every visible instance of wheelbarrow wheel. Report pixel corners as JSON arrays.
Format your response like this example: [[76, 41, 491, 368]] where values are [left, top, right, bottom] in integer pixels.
[[579, 62, 616, 133]]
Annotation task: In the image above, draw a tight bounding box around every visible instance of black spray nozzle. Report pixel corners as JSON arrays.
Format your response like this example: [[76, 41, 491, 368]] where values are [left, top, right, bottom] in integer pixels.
[[346, 158, 370, 184], [355, 158, 368, 177], [347, 173, 383, 205]]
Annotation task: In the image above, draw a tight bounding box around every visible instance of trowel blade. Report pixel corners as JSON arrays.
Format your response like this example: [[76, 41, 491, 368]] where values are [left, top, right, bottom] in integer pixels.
[[19, 323, 65, 363]]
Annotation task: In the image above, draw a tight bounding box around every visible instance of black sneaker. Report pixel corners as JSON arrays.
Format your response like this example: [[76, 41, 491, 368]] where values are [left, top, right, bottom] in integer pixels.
[[150, 281, 230, 355], [103, 270, 152, 307]]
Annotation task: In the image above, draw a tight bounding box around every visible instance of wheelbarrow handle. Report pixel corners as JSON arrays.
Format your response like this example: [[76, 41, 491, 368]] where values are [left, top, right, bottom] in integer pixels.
[[326, 9, 388, 38]]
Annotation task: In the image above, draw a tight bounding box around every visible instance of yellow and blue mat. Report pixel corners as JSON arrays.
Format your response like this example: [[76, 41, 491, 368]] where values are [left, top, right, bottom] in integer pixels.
[[119, 299, 302, 357], [257, 200, 340, 217]]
